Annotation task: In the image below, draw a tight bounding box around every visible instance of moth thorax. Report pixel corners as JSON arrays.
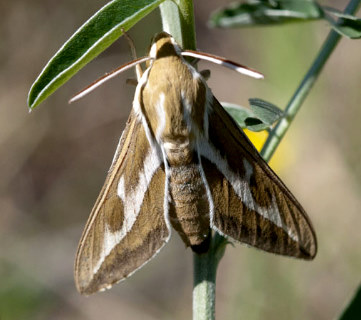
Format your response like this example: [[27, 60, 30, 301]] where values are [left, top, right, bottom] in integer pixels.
[[168, 163, 210, 250], [164, 138, 194, 166]]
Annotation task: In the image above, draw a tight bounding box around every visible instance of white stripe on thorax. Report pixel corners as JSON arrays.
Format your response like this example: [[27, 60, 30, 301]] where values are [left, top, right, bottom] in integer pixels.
[[181, 90, 193, 133], [133, 67, 158, 150], [155, 93, 166, 142]]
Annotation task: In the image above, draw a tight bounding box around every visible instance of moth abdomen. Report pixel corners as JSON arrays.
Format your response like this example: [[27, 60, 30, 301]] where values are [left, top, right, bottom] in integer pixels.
[[191, 230, 211, 254], [168, 163, 210, 250]]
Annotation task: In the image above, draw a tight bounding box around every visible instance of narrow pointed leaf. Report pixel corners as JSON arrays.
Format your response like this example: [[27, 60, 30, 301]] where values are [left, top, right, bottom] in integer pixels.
[[210, 0, 324, 28], [324, 8, 361, 39], [324, 6, 361, 21], [222, 102, 254, 129], [222, 100, 282, 132], [28, 0, 165, 109], [331, 20, 361, 39], [210, 0, 361, 39], [244, 118, 270, 132], [249, 98, 284, 125]]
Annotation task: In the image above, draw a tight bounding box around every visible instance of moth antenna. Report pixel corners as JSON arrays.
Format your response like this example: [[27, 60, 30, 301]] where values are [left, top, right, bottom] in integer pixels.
[[121, 29, 143, 81], [69, 56, 152, 104], [181, 50, 264, 79]]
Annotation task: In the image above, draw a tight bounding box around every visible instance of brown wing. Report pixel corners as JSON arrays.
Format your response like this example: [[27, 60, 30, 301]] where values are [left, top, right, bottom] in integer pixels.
[[200, 98, 317, 259], [75, 110, 170, 295]]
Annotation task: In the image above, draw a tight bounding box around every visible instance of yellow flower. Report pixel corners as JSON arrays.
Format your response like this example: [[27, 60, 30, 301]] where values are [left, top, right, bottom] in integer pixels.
[[244, 129, 294, 173]]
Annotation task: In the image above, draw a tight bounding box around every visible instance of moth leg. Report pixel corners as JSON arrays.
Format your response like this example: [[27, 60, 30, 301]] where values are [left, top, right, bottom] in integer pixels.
[[126, 78, 138, 86], [122, 29, 143, 80]]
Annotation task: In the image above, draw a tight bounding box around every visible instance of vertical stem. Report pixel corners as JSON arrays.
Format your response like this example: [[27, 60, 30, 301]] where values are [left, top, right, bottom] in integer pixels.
[[159, 0, 196, 50], [193, 254, 216, 320], [159, 1, 217, 319], [193, 235, 226, 320], [159, 1, 183, 46], [260, 0, 361, 161]]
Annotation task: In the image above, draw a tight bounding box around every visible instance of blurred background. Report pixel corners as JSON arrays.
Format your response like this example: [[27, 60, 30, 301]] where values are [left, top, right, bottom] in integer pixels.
[[1, 0, 360, 319]]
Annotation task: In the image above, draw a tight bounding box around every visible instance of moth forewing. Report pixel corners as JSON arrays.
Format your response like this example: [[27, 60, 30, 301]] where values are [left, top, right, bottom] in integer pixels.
[[75, 111, 170, 295], [201, 97, 317, 259]]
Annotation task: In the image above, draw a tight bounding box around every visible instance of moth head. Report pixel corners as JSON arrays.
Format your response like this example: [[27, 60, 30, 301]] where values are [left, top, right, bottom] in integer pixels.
[[148, 32, 182, 61]]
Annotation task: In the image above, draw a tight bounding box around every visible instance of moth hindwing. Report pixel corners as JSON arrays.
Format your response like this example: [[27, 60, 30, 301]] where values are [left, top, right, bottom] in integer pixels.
[[75, 32, 317, 295]]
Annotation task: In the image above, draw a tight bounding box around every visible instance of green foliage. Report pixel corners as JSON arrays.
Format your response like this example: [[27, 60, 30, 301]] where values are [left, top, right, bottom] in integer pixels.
[[210, 0, 323, 27], [28, 0, 360, 110], [223, 99, 283, 132], [28, 0, 165, 109], [325, 7, 361, 38], [338, 284, 361, 320], [210, 0, 361, 39], [0, 263, 55, 320]]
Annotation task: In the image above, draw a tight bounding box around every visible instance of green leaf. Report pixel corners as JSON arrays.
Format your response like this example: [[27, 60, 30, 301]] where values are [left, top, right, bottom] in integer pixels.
[[209, 0, 324, 28], [244, 117, 269, 132], [331, 19, 361, 39], [324, 7, 361, 39], [210, 1, 361, 39], [338, 284, 361, 320], [249, 98, 284, 125], [222, 102, 254, 129], [324, 6, 361, 21], [222, 100, 283, 132], [28, 0, 165, 109]]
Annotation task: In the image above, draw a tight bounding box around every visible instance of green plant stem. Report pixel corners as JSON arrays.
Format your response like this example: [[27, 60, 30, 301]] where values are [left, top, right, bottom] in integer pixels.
[[260, 0, 361, 161], [159, 0, 196, 50], [193, 235, 226, 320], [193, 253, 216, 320]]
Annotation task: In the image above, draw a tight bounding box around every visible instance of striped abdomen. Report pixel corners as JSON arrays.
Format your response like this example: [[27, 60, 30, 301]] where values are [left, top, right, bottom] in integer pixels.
[[168, 160, 210, 252]]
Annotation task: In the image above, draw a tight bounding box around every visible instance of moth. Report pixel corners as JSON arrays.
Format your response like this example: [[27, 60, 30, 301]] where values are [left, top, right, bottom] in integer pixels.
[[74, 32, 317, 295]]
